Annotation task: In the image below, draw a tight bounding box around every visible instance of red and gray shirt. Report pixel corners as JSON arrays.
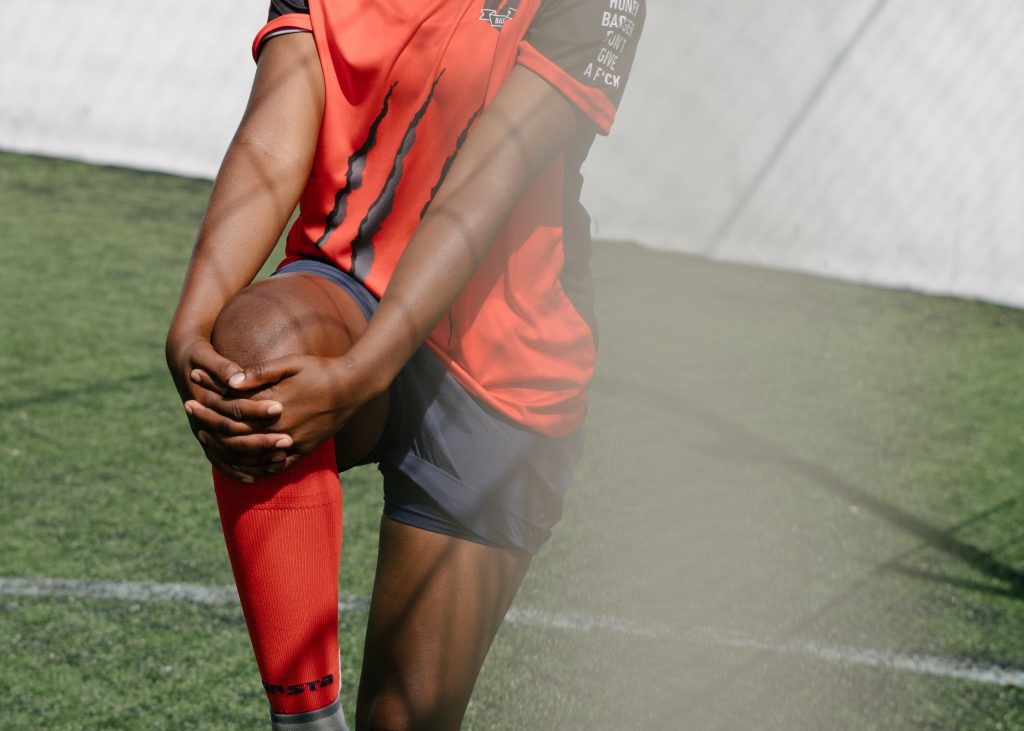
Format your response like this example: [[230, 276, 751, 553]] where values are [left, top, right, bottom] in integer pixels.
[[255, 0, 644, 437]]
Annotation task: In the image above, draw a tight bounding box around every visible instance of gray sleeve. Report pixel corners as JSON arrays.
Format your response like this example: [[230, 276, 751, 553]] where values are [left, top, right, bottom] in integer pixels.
[[268, 0, 310, 22], [524, 0, 645, 109]]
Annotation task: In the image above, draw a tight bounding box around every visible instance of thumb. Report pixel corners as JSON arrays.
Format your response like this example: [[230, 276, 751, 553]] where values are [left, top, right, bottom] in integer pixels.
[[191, 341, 245, 389]]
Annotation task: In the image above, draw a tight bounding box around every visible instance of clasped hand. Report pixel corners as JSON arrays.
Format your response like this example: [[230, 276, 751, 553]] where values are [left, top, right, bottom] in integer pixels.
[[170, 338, 362, 482]]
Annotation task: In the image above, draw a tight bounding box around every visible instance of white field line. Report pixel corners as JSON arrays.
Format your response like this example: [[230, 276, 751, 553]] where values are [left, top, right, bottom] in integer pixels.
[[2, 576, 1022, 688]]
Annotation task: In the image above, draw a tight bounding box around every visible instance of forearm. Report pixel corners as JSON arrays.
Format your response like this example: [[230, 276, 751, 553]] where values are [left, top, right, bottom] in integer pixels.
[[168, 144, 305, 341], [344, 66, 582, 395], [167, 33, 324, 344]]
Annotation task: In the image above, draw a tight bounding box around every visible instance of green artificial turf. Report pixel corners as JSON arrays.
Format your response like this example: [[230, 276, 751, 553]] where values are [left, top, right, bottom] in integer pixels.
[[1, 152, 1022, 729]]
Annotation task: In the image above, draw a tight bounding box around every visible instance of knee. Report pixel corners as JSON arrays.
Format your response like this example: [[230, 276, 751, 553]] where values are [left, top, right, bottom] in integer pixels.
[[210, 276, 358, 368], [210, 282, 289, 367]]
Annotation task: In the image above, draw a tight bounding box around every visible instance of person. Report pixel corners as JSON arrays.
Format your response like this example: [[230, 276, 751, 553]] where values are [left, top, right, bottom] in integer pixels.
[[165, 0, 644, 728]]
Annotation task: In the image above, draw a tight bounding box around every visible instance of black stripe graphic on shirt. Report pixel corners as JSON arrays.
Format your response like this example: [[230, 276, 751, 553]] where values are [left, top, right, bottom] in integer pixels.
[[349, 69, 446, 282], [419, 106, 483, 221], [315, 82, 397, 249]]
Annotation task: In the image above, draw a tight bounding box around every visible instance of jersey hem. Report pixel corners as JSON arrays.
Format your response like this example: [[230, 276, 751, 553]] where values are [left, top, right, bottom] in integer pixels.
[[423, 338, 586, 439]]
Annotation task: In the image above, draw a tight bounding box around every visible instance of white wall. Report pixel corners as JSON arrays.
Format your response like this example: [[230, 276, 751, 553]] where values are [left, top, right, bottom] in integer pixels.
[[3, 0, 1023, 308], [591, 0, 1024, 307], [0, 0, 264, 177]]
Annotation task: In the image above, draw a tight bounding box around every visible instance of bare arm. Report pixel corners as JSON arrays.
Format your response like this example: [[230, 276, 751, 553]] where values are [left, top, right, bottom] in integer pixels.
[[165, 32, 325, 476], [348, 66, 582, 393], [231, 65, 585, 460], [167, 31, 323, 348]]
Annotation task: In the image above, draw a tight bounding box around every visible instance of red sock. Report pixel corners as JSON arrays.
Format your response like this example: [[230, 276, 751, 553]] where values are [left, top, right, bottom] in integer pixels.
[[213, 439, 342, 715]]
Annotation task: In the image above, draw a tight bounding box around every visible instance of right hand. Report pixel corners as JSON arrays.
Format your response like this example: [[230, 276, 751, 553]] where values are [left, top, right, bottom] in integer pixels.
[[166, 334, 294, 483]]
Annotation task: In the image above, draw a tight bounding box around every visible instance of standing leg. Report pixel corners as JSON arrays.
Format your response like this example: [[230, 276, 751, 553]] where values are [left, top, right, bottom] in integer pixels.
[[356, 518, 531, 731], [209, 272, 389, 729]]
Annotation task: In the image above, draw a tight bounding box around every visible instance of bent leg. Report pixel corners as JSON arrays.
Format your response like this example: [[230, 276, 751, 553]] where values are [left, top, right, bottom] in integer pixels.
[[356, 518, 531, 731], [209, 272, 387, 725], [211, 271, 390, 469]]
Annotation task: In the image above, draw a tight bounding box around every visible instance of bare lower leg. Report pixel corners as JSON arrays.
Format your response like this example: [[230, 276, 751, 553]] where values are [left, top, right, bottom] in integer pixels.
[[356, 518, 531, 731]]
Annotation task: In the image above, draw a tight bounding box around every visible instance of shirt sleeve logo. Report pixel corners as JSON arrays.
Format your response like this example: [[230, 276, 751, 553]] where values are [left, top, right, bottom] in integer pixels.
[[480, 0, 520, 29]]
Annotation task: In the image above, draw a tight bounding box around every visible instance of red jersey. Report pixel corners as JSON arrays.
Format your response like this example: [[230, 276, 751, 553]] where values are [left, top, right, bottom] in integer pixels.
[[254, 0, 644, 437]]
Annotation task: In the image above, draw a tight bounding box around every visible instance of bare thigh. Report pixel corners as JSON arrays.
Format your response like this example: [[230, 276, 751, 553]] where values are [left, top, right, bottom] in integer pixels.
[[356, 518, 531, 731], [210, 271, 389, 468]]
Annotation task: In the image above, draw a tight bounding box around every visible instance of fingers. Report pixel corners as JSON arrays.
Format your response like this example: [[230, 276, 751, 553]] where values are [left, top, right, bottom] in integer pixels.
[[219, 432, 294, 454], [185, 396, 283, 436], [196, 428, 293, 454], [189, 367, 225, 394], [232, 453, 304, 478], [208, 449, 287, 481], [190, 340, 247, 390], [198, 432, 291, 480], [198, 439, 256, 484], [233, 459, 289, 478], [189, 368, 284, 414], [212, 439, 288, 469], [186, 397, 293, 478]]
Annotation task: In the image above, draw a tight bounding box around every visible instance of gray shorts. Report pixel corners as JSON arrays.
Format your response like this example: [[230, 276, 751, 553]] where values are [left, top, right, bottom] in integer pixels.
[[274, 259, 583, 555]]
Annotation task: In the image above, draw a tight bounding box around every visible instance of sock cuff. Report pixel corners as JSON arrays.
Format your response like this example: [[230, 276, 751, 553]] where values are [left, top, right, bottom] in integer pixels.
[[213, 439, 340, 509], [270, 693, 349, 730]]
